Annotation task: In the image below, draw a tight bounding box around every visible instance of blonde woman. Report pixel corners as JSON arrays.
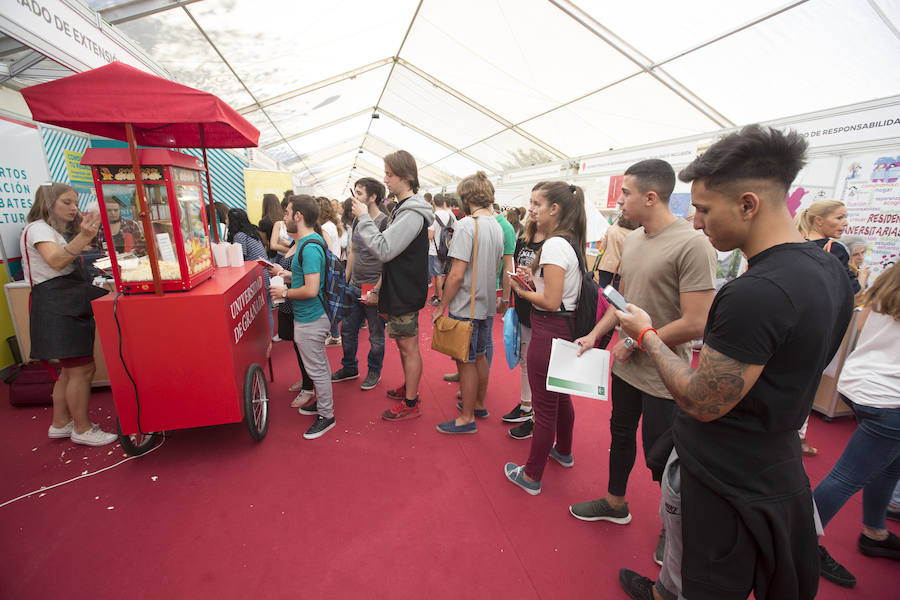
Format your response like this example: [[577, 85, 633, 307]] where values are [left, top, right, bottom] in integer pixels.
[[19, 183, 116, 446], [795, 200, 860, 293]]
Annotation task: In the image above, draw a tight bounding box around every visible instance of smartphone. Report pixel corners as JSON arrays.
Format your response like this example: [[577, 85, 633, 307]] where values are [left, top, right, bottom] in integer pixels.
[[602, 284, 630, 314], [507, 271, 534, 291]]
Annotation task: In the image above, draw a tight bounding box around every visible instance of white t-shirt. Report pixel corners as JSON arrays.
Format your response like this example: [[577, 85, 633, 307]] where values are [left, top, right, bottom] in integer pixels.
[[533, 236, 581, 311], [19, 221, 76, 285], [429, 209, 454, 257], [838, 310, 900, 408], [339, 228, 350, 261], [321, 221, 340, 256]]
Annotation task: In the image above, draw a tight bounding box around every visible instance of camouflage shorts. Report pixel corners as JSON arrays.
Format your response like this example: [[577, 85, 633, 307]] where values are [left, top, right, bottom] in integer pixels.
[[387, 311, 419, 339]]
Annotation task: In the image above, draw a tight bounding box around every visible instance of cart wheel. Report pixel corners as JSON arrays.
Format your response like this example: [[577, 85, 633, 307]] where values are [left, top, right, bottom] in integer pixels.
[[823, 416, 833, 423], [116, 420, 160, 456], [244, 363, 269, 441]]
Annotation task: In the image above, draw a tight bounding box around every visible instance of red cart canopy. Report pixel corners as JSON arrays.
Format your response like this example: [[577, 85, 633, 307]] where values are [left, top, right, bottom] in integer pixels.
[[20, 61, 259, 149]]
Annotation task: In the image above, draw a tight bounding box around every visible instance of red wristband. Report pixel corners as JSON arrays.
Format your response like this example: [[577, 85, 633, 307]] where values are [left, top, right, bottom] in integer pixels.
[[637, 327, 658, 351]]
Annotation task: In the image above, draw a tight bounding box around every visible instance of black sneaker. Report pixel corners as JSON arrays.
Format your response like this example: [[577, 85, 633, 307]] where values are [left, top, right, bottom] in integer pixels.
[[360, 372, 381, 390], [618, 569, 656, 600], [331, 367, 359, 382], [858, 531, 900, 560], [569, 498, 632, 524], [502, 403, 533, 423], [818, 545, 856, 588], [508, 419, 534, 440], [303, 415, 335, 440]]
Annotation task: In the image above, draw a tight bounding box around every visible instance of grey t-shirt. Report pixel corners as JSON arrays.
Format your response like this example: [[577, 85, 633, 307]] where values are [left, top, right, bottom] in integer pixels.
[[350, 212, 388, 286], [447, 215, 504, 320]]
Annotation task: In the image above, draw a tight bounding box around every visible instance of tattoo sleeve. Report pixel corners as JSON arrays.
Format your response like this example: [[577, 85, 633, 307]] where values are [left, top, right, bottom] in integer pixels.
[[642, 334, 752, 422]]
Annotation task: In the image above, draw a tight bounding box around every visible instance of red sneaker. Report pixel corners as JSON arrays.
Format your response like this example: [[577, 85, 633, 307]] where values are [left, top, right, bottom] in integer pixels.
[[386, 384, 406, 400], [382, 400, 421, 421]]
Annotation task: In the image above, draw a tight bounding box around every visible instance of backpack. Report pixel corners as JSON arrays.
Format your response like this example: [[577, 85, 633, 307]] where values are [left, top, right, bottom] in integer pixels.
[[433, 212, 455, 263], [297, 237, 350, 326], [561, 242, 600, 340]]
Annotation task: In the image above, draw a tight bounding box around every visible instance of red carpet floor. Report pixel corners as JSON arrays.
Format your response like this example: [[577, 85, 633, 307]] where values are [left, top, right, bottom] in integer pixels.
[[0, 311, 897, 599]]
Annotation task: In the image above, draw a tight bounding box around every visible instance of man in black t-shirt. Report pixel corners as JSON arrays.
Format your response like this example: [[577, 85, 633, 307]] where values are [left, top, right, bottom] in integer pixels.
[[613, 125, 853, 600]]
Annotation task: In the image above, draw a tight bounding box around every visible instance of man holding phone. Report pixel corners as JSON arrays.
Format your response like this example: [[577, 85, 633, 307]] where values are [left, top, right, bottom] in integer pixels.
[[570, 160, 716, 566], [615, 126, 852, 600]]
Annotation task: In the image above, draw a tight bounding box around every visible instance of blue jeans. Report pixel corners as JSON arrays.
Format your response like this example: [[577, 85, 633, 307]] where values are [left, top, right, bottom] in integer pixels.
[[340, 286, 386, 374], [813, 396, 900, 530], [448, 313, 492, 363]]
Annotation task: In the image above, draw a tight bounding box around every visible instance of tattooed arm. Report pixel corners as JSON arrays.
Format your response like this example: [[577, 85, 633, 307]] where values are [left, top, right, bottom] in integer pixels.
[[617, 303, 763, 422], [640, 334, 763, 422]]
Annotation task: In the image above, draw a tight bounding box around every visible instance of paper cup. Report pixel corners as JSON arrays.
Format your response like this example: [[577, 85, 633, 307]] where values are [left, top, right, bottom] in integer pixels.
[[227, 243, 244, 267]]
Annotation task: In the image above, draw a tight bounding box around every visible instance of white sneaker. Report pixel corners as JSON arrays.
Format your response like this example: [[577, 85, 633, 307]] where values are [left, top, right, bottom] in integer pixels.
[[290, 389, 315, 408], [70, 424, 118, 447], [48, 420, 74, 439], [325, 335, 341, 346], [272, 334, 282, 342]]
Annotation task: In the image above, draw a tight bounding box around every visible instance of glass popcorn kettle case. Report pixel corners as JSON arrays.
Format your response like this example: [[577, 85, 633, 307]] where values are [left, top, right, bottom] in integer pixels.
[[81, 148, 214, 293]]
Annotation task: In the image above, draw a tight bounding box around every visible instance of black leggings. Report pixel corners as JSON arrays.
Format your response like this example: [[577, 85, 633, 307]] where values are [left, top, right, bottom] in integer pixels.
[[278, 310, 313, 392]]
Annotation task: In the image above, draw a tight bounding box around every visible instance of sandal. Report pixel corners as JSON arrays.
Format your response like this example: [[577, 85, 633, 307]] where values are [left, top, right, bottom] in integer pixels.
[[801, 439, 818, 457]]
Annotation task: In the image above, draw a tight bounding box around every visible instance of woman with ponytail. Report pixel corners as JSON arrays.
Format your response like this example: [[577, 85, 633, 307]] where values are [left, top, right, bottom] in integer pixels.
[[795, 200, 859, 456], [504, 181, 586, 494], [795, 200, 860, 293]]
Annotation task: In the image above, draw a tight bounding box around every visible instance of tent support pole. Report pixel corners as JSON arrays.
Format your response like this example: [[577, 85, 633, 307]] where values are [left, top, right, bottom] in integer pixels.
[[199, 127, 219, 243], [125, 123, 163, 295]]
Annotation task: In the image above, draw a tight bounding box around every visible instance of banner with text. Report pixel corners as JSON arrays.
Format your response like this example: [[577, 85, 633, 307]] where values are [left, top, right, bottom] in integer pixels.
[[839, 152, 900, 276], [0, 116, 51, 260]]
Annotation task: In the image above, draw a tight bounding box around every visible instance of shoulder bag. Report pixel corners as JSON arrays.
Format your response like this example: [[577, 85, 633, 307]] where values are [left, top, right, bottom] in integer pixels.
[[431, 217, 479, 361]]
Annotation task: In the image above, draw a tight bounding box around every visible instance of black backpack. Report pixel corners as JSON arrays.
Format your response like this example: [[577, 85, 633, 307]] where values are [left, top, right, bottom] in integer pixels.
[[433, 213, 455, 262], [563, 243, 600, 340]]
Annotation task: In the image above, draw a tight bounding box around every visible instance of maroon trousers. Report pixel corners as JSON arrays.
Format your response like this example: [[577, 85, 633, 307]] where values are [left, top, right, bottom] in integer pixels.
[[524, 311, 575, 481]]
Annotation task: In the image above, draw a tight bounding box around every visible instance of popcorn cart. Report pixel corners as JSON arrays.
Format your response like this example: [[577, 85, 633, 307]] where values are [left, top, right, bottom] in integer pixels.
[[21, 61, 269, 456], [81, 148, 214, 294], [81, 149, 270, 455]]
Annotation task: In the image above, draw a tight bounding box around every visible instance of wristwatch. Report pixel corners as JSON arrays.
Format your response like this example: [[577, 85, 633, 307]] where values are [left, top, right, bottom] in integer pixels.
[[623, 337, 636, 351], [281, 288, 289, 298]]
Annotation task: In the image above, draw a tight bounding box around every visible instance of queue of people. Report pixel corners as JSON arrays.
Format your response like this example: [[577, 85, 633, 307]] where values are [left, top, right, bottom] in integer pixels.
[[23, 128, 898, 599]]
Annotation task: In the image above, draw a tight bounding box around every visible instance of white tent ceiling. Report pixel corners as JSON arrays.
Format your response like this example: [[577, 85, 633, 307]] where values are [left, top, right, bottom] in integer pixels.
[[2, 0, 900, 199]]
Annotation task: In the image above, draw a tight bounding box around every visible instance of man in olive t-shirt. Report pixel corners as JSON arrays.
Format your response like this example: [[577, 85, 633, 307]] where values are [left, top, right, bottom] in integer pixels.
[[569, 159, 716, 538]]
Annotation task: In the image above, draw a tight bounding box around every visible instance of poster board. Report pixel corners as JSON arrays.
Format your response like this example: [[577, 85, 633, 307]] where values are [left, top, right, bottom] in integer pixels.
[[244, 169, 293, 224], [838, 152, 900, 277], [0, 116, 51, 260]]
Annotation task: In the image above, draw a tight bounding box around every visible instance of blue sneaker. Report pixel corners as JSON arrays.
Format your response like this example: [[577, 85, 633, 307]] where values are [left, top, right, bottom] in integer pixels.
[[504, 462, 541, 495], [436, 420, 477, 434], [549, 445, 574, 468], [456, 400, 489, 418]]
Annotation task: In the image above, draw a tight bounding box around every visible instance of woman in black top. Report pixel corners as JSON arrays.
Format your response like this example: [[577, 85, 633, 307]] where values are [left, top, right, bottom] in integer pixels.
[[795, 199, 859, 456], [501, 218, 544, 439], [257, 193, 282, 258], [795, 200, 860, 293]]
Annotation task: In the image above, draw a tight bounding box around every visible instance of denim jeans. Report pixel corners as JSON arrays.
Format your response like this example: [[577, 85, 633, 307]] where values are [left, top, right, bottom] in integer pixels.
[[448, 313, 492, 363], [340, 287, 386, 375], [813, 396, 900, 530]]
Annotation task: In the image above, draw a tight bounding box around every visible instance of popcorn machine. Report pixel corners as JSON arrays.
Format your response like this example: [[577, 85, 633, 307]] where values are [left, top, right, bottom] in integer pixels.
[[81, 147, 214, 294]]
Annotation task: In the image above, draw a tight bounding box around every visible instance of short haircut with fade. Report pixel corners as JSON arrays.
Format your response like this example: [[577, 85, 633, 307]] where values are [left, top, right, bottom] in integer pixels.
[[679, 124, 807, 195], [624, 159, 676, 203], [355, 177, 385, 205]]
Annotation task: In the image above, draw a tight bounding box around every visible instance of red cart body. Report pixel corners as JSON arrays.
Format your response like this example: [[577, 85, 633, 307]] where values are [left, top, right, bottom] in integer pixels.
[[92, 264, 270, 435]]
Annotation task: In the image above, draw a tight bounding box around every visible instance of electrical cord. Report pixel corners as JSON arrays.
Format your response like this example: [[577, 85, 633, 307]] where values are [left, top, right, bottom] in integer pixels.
[[0, 435, 165, 509], [113, 291, 148, 436]]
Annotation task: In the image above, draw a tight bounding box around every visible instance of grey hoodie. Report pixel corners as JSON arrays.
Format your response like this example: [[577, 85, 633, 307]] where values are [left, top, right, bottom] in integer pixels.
[[355, 193, 435, 315], [354, 193, 435, 261]]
